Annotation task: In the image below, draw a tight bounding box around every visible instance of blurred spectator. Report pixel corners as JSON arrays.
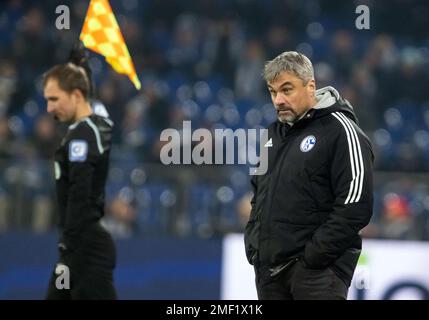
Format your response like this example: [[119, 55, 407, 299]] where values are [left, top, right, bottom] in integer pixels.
[[265, 25, 293, 59], [167, 14, 201, 76], [201, 15, 244, 85], [329, 30, 355, 83], [349, 64, 377, 131], [31, 114, 58, 159], [10, 7, 54, 114], [0, 116, 18, 159], [12, 7, 52, 70], [234, 39, 265, 100], [102, 195, 138, 239], [0, 59, 18, 116], [378, 193, 418, 240]]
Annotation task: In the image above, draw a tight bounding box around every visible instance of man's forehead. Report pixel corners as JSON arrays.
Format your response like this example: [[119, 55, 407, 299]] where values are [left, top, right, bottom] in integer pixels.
[[268, 71, 301, 87], [44, 79, 63, 96], [44, 78, 60, 90]]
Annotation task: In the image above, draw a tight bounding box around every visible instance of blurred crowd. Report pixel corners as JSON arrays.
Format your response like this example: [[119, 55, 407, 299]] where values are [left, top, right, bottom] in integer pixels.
[[1, 0, 429, 240]]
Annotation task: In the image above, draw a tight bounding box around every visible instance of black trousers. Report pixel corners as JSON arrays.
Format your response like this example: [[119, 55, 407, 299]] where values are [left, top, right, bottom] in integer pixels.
[[46, 222, 117, 300], [255, 260, 348, 300]]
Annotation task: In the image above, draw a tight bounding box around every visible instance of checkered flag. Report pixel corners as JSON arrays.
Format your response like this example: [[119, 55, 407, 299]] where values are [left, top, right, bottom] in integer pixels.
[[79, 0, 141, 90]]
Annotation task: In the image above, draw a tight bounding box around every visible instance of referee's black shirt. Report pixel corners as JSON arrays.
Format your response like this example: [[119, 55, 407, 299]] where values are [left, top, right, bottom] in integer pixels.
[[54, 113, 113, 251]]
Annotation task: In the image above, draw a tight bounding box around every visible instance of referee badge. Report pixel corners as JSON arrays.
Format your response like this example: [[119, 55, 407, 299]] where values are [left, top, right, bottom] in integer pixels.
[[300, 135, 316, 152], [69, 140, 88, 162]]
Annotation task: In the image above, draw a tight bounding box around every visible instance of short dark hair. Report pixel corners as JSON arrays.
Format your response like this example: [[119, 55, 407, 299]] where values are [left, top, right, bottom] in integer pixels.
[[43, 63, 90, 101]]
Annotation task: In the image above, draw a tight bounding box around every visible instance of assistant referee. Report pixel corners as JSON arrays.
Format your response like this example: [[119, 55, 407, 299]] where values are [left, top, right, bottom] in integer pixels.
[[43, 62, 116, 299]]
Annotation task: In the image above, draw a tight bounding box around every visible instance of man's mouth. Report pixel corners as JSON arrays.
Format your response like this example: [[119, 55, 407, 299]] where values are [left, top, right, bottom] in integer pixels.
[[277, 108, 294, 115]]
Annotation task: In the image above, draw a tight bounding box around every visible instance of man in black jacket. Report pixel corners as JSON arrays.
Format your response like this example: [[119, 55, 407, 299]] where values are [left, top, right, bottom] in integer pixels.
[[244, 51, 374, 300], [43, 62, 116, 299]]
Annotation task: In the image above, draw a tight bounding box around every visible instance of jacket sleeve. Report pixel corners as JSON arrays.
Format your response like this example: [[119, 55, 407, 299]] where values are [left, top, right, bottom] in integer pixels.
[[304, 116, 374, 269], [63, 124, 101, 251], [244, 174, 258, 264]]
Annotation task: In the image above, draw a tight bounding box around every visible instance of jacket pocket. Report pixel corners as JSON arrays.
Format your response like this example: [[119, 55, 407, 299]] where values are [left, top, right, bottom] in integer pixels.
[[332, 248, 361, 287]]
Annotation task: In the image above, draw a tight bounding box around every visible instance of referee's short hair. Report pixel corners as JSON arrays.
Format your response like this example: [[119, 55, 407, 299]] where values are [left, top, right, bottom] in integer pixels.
[[43, 63, 90, 101]]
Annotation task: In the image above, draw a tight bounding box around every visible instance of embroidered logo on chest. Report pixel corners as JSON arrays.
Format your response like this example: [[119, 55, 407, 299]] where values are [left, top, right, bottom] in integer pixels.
[[300, 135, 316, 152]]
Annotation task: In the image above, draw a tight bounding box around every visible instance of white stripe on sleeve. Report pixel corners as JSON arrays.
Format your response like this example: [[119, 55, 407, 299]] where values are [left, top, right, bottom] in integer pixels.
[[332, 112, 364, 204]]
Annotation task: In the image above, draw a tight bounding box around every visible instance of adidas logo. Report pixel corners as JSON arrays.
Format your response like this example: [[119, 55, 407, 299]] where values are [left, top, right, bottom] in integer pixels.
[[264, 138, 273, 147]]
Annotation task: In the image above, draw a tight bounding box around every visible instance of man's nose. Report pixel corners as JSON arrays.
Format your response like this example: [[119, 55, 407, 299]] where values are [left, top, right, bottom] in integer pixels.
[[47, 103, 55, 114], [274, 93, 286, 106]]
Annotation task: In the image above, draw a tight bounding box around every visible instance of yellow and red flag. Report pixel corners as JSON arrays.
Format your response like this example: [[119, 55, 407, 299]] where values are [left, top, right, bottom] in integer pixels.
[[79, 0, 141, 90]]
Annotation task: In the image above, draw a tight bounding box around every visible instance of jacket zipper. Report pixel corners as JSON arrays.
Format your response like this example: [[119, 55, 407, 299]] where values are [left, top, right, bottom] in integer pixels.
[[259, 128, 297, 261]]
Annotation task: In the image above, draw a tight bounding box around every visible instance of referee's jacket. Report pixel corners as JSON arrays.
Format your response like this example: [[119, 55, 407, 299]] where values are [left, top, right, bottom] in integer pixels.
[[55, 112, 113, 253], [244, 86, 374, 285]]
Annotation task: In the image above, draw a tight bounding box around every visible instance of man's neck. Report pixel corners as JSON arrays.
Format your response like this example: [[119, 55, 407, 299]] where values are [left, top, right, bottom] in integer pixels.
[[74, 102, 93, 122], [309, 96, 318, 108]]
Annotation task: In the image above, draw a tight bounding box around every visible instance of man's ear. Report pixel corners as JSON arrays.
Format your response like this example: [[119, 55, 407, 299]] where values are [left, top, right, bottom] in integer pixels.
[[71, 88, 84, 104], [307, 79, 316, 96]]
